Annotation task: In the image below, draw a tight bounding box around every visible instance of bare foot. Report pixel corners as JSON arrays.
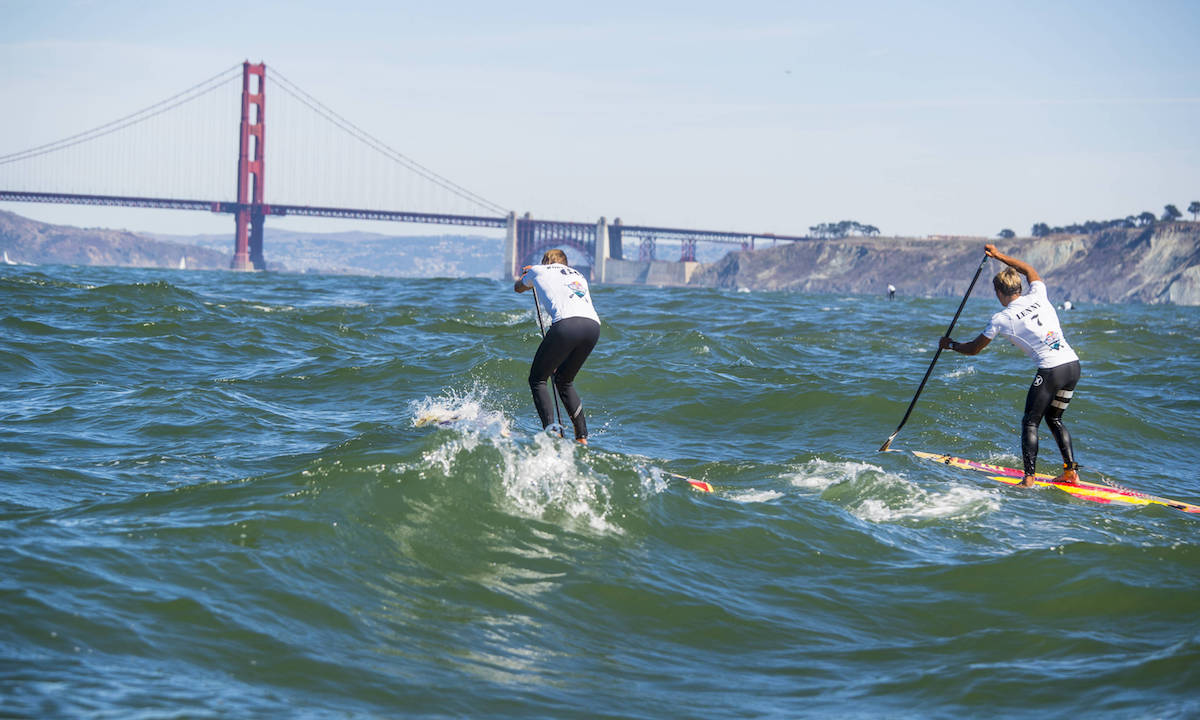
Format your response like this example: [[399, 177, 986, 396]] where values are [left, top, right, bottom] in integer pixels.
[[576, 437, 588, 446], [1018, 475, 1037, 487], [1053, 468, 1079, 485]]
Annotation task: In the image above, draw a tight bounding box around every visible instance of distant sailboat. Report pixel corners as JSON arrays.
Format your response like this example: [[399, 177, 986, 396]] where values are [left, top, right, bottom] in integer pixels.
[[179, 255, 187, 270], [3, 250, 17, 265]]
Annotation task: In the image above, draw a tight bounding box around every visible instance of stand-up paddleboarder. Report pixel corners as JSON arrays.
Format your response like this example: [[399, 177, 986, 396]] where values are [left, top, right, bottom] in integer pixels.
[[514, 249, 601, 444], [940, 244, 1082, 487]]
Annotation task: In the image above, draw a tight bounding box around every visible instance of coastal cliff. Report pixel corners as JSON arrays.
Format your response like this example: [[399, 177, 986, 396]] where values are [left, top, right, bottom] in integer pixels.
[[687, 223, 1200, 305]]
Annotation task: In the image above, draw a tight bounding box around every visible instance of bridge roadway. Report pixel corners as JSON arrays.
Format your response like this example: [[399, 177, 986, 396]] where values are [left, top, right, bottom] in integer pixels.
[[0, 189, 812, 282]]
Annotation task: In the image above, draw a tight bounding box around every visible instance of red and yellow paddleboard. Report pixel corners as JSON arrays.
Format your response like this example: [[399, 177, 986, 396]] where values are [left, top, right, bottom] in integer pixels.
[[911, 451, 1200, 515]]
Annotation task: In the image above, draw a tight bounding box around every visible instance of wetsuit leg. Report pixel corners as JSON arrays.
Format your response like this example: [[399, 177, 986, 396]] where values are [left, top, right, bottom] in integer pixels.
[[551, 319, 600, 439], [1020, 361, 1081, 476], [529, 330, 572, 430], [528, 317, 600, 438], [1043, 361, 1080, 467]]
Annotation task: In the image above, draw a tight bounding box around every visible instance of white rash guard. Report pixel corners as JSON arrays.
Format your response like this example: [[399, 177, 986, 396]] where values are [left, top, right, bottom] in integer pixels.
[[983, 280, 1078, 369], [520, 264, 600, 325]]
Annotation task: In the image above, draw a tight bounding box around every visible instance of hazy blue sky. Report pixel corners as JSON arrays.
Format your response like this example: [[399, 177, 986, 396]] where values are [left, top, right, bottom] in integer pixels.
[[2, 0, 1198, 239]]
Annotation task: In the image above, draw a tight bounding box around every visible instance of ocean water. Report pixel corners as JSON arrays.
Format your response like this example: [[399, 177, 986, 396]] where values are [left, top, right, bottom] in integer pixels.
[[2, 263, 1198, 719]]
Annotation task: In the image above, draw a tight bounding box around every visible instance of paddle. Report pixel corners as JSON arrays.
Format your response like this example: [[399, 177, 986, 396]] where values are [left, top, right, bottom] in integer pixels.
[[530, 285, 564, 435], [879, 252, 989, 452]]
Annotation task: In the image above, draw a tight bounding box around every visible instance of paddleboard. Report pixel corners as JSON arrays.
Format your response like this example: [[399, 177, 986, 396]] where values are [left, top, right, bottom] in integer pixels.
[[415, 416, 713, 493], [911, 451, 1200, 514], [413, 410, 462, 427], [413, 408, 513, 437]]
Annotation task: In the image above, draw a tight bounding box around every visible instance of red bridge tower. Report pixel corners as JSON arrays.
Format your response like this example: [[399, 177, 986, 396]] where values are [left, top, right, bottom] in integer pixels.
[[233, 62, 266, 271]]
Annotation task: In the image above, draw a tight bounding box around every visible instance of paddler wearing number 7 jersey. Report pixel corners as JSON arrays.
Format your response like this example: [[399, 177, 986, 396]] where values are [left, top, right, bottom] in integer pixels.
[[938, 244, 1082, 488], [513, 249, 601, 445]]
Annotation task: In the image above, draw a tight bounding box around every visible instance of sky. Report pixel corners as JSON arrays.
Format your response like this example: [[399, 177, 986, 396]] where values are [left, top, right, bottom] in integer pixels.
[[1, 0, 1198, 240]]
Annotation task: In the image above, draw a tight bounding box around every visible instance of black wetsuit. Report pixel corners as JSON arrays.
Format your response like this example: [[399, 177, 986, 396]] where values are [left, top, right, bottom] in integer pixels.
[[520, 263, 601, 440], [529, 316, 600, 440], [983, 279, 1081, 477], [1021, 360, 1080, 477]]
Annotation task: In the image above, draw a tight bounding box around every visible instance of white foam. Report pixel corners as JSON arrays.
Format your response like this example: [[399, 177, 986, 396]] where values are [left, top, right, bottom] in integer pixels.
[[944, 365, 977, 379], [787, 458, 999, 522], [729, 489, 783, 503], [785, 458, 882, 491], [499, 310, 531, 326], [643, 467, 674, 495], [854, 484, 998, 523], [497, 432, 619, 534], [409, 387, 511, 437], [410, 388, 617, 534], [249, 304, 295, 313]]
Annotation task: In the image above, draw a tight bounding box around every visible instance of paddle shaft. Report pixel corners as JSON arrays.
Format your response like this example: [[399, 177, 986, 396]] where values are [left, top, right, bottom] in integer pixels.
[[879, 252, 989, 451], [530, 286, 564, 431]]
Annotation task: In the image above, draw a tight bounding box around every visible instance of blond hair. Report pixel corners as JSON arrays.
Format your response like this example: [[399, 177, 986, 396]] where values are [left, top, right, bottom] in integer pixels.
[[993, 267, 1023, 297], [541, 249, 568, 266]]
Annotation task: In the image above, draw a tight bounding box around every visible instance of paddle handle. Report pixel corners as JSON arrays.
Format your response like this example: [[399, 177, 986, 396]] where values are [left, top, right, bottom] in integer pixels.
[[880, 252, 988, 451]]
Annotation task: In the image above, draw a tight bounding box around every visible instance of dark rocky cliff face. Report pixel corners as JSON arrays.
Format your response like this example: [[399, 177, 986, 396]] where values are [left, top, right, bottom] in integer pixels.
[[0, 211, 230, 269], [688, 224, 1200, 305]]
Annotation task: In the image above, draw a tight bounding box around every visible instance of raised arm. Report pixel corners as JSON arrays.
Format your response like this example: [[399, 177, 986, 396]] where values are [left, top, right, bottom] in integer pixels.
[[984, 244, 1040, 284], [513, 266, 533, 293]]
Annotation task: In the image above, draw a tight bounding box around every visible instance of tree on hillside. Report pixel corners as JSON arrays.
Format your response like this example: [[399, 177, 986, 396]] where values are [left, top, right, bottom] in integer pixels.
[[1021, 204, 1188, 237], [807, 220, 880, 238], [998, 228, 1015, 239]]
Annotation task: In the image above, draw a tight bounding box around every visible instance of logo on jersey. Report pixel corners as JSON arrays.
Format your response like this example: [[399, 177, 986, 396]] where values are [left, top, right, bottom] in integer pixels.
[[1042, 331, 1061, 350], [567, 280, 586, 298]]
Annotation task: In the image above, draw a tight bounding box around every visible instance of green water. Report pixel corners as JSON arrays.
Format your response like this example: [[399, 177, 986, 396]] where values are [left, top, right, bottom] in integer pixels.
[[2, 264, 1197, 718]]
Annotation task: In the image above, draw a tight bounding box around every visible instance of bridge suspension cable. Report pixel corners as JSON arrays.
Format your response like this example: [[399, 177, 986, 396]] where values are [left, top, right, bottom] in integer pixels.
[[269, 67, 509, 217], [1, 61, 511, 223], [0, 64, 243, 166]]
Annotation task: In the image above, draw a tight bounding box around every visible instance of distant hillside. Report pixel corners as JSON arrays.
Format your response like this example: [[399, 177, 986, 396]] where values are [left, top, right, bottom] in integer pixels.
[[155, 228, 505, 278], [688, 223, 1200, 305], [0, 210, 229, 269], [0, 209, 505, 277], [7, 208, 1198, 303]]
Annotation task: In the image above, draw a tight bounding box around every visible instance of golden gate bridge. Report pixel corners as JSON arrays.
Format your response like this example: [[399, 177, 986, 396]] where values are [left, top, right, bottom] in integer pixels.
[[0, 61, 810, 280]]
